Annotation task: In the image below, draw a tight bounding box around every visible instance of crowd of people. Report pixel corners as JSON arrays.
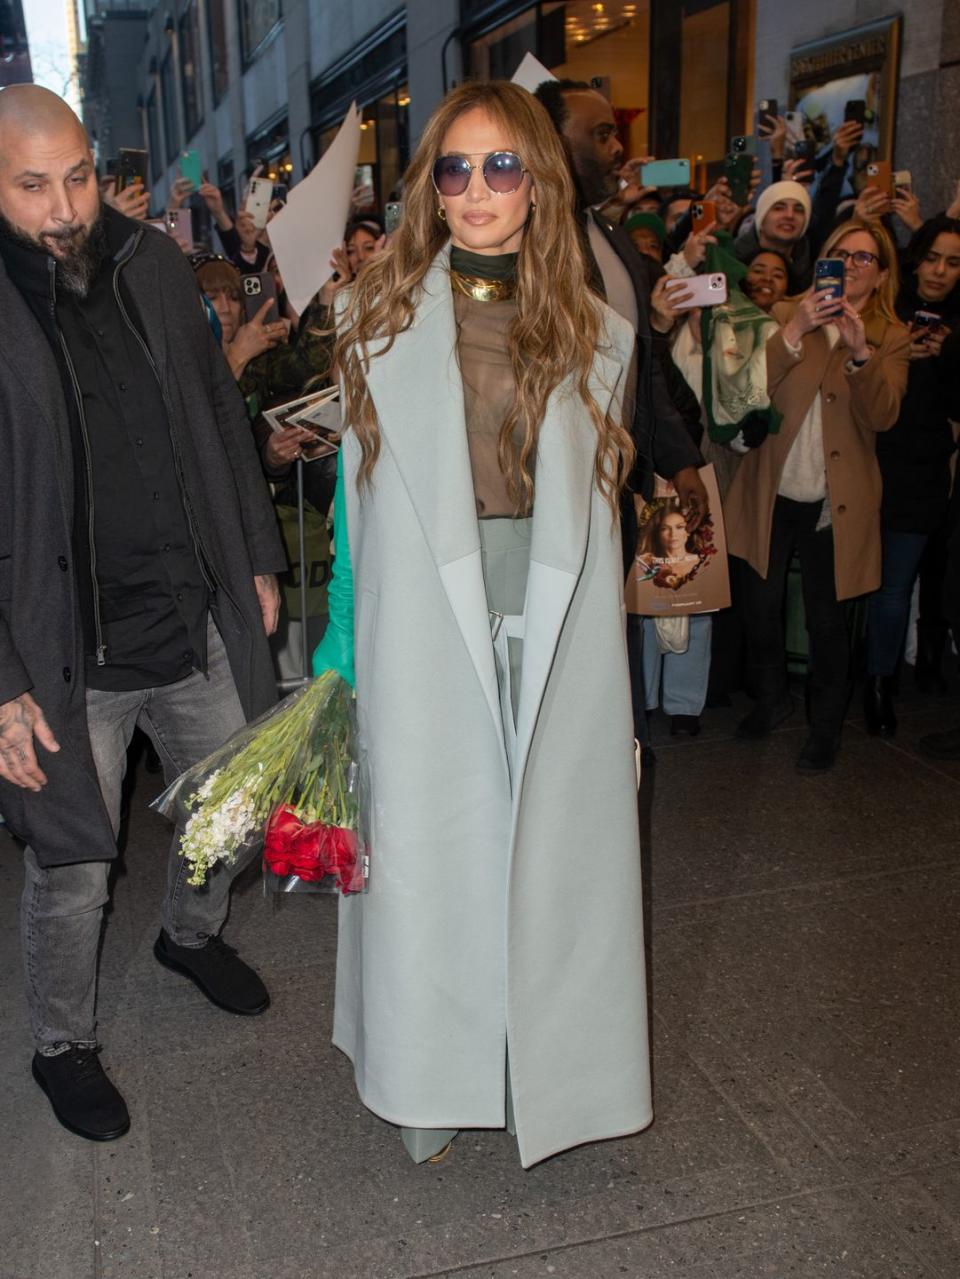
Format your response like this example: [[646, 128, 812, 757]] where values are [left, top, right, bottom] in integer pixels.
[[0, 73, 958, 1166]]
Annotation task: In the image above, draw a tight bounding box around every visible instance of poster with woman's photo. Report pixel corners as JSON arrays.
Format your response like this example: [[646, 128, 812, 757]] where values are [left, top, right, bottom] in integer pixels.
[[625, 465, 729, 616]]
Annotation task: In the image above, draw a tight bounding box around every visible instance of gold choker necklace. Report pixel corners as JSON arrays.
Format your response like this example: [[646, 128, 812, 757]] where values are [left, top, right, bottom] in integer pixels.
[[450, 271, 516, 302]]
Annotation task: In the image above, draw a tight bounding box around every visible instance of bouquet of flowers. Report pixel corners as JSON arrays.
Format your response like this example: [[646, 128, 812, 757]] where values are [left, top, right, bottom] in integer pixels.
[[151, 671, 368, 894]]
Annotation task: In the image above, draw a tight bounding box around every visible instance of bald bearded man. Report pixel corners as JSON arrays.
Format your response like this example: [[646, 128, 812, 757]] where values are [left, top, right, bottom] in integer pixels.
[[0, 86, 286, 1140]]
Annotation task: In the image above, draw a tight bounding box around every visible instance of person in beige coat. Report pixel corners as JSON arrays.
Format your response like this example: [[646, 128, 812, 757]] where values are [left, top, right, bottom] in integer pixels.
[[725, 218, 910, 771]]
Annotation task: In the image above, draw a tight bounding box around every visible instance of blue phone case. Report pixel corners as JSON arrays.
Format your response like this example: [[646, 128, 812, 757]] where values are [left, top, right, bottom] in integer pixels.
[[640, 159, 691, 187], [814, 259, 845, 298]]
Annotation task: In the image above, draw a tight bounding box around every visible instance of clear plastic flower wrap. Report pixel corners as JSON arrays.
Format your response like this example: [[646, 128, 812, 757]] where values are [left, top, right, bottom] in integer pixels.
[[151, 670, 369, 894]]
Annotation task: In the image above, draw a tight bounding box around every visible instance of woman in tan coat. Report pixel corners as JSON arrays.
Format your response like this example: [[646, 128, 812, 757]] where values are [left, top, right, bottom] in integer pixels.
[[725, 218, 910, 771]]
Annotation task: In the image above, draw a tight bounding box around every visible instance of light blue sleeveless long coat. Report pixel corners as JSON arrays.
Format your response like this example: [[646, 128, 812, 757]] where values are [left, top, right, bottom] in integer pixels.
[[333, 250, 652, 1168]]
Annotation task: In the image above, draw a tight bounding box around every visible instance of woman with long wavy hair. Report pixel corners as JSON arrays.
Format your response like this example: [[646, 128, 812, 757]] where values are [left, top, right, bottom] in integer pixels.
[[311, 81, 652, 1168]]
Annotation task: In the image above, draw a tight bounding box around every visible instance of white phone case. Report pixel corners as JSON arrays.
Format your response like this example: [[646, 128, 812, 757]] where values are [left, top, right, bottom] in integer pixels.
[[672, 273, 728, 311], [244, 178, 274, 229]]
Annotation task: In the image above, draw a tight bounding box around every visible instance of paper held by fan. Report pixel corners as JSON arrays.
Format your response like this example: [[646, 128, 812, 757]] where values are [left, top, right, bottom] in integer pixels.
[[512, 52, 556, 92], [266, 103, 362, 316], [625, 464, 730, 615], [263, 388, 341, 461]]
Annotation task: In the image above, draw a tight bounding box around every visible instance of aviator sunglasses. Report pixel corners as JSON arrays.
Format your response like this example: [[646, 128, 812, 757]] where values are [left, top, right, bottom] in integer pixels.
[[432, 151, 528, 197]]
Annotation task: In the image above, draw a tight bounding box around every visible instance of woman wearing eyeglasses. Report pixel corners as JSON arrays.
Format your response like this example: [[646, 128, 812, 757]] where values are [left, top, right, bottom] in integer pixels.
[[725, 218, 910, 771], [311, 81, 651, 1167]]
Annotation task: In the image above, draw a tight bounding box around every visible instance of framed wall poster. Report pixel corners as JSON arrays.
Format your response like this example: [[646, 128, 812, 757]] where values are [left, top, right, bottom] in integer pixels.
[[625, 465, 730, 616], [788, 16, 902, 194]]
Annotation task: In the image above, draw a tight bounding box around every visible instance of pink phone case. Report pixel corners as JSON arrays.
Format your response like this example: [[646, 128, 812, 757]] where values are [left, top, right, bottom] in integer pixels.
[[672, 273, 728, 311]]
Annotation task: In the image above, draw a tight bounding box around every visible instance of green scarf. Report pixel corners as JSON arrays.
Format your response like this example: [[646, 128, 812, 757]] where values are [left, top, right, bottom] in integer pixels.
[[699, 231, 782, 444]]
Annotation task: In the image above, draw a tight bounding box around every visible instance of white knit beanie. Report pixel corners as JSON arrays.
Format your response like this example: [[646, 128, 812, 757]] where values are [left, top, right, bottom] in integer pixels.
[[755, 181, 812, 236]]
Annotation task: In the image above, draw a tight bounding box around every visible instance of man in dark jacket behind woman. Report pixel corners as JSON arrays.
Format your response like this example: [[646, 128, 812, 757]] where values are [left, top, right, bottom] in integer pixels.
[[0, 87, 286, 1143]]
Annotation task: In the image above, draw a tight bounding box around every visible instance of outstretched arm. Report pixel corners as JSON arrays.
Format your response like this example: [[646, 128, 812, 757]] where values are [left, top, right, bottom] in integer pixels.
[[311, 448, 355, 687]]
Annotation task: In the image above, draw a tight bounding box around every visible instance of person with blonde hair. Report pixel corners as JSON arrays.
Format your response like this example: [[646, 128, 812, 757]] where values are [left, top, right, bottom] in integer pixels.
[[725, 217, 910, 771], [311, 80, 652, 1167]]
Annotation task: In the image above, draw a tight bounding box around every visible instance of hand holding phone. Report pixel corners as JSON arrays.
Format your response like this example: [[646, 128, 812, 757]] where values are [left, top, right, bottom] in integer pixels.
[[242, 272, 280, 325], [691, 200, 717, 234], [672, 273, 728, 311], [116, 148, 148, 194], [244, 177, 274, 229], [723, 153, 753, 206], [639, 158, 691, 187], [814, 258, 845, 301], [178, 150, 202, 192]]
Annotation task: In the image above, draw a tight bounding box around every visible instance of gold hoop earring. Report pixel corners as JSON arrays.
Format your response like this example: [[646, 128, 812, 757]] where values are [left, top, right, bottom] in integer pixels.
[[437, 206, 447, 222]]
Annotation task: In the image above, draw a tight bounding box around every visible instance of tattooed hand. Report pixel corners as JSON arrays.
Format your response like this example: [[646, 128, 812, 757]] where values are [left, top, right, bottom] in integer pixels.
[[0, 693, 61, 791]]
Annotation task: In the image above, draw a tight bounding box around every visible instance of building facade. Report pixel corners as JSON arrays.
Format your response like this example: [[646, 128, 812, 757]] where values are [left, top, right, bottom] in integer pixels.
[[87, 0, 956, 227], [0, 0, 32, 86]]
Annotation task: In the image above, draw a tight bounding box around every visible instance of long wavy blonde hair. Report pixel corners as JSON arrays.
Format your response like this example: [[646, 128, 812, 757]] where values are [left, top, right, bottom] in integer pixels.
[[334, 80, 635, 513]]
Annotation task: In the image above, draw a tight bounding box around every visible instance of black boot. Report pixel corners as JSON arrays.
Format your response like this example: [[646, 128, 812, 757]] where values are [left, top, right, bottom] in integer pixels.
[[796, 730, 839, 773], [32, 1046, 130, 1141], [914, 622, 948, 694], [736, 694, 795, 738], [863, 675, 897, 737]]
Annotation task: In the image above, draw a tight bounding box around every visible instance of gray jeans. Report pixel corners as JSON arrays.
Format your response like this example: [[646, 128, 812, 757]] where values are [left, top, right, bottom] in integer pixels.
[[22, 618, 250, 1053]]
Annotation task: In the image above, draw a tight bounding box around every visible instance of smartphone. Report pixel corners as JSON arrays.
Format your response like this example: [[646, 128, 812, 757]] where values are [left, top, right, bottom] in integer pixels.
[[784, 112, 806, 144], [791, 139, 817, 166], [384, 201, 404, 234], [911, 310, 941, 341], [244, 177, 274, 229], [116, 147, 148, 194], [843, 99, 866, 127], [242, 271, 280, 324], [672, 273, 728, 311], [893, 169, 912, 193], [272, 182, 289, 205], [730, 135, 758, 156], [178, 149, 202, 191], [814, 258, 845, 300], [758, 98, 778, 126], [639, 158, 691, 187], [723, 152, 753, 205], [164, 208, 192, 249], [691, 200, 717, 234], [866, 160, 893, 195]]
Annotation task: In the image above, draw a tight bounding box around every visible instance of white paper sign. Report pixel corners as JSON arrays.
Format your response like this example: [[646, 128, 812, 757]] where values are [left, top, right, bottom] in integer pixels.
[[511, 52, 556, 94], [267, 103, 362, 316]]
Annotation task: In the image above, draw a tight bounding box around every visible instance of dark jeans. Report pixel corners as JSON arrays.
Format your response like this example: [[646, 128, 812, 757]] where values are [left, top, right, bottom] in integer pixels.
[[741, 495, 850, 735], [866, 529, 928, 676], [21, 618, 251, 1053]]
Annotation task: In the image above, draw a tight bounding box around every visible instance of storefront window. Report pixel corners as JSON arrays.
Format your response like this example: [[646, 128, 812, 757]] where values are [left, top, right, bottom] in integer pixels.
[[679, 1, 730, 173], [179, 0, 204, 140], [313, 85, 409, 215], [465, 0, 750, 180]]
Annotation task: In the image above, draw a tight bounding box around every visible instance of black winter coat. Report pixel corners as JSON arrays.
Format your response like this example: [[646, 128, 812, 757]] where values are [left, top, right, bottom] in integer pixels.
[[877, 280, 960, 533], [0, 207, 287, 867]]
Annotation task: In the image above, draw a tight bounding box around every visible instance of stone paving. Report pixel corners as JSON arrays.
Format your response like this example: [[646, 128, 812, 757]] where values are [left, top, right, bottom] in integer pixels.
[[2, 684, 958, 1279]]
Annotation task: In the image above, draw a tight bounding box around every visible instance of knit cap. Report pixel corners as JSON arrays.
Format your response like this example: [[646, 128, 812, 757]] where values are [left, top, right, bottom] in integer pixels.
[[754, 181, 812, 236], [624, 211, 666, 242]]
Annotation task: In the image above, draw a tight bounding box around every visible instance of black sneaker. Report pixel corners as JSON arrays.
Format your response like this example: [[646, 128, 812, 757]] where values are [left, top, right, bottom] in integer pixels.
[[154, 930, 270, 1015], [32, 1046, 130, 1141]]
